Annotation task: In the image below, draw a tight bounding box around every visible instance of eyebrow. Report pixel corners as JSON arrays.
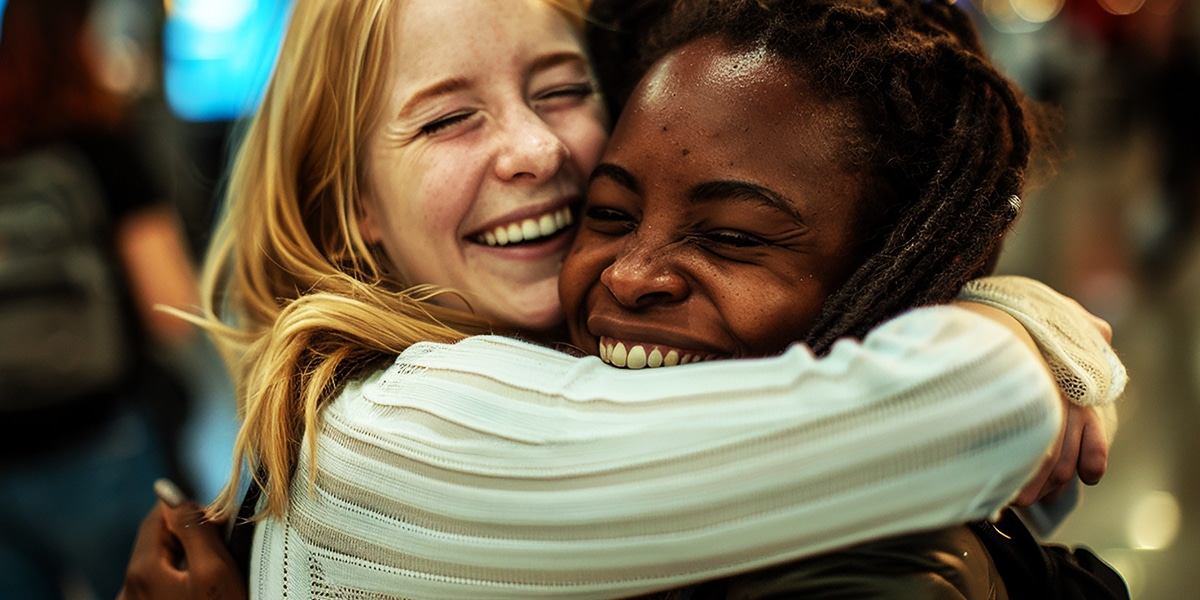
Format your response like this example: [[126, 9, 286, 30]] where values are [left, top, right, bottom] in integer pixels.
[[398, 52, 588, 118], [529, 51, 589, 77], [590, 163, 804, 223], [589, 163, 641, 195], [398, 77, 471, 118], [690, 180, 806, 223]]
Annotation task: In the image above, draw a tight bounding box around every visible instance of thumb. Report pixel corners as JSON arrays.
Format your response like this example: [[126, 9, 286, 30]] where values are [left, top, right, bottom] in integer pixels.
[[155, 479, 230, 557]]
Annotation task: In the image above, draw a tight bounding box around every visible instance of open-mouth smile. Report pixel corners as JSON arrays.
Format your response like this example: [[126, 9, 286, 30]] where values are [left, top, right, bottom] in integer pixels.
[[474, 207, 573, 247], [597, 337, 722, 369]]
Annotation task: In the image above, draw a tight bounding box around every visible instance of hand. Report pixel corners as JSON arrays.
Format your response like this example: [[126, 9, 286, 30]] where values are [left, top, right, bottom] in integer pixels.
[[1013, 398, 1110, 506], [119, 480, 247, 600], [1013, 309, 1114, 507]]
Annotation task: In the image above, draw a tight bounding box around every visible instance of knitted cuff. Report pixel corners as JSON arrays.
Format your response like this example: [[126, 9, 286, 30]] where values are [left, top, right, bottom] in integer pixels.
[[958, 276, 1127, 407]]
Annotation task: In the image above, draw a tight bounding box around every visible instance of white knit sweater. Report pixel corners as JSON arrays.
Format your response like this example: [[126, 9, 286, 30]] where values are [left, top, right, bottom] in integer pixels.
[[249, 300, 1115, 599]]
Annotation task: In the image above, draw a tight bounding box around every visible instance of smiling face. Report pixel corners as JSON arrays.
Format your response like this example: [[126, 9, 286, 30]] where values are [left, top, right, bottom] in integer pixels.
[[560, 36, 870, 368], [358, 0, 607, 335]]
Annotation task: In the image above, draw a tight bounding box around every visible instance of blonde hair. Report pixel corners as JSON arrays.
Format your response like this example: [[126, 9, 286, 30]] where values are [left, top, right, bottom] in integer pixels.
[[204, 0, 592, 521]]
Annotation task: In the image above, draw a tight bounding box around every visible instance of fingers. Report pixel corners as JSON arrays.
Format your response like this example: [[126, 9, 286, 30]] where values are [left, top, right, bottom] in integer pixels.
[[1014, 401, 1112, 509], [121, 503, 187, 599], [123, 480, 249, 600], [1040, 482, 1069, 505], [1077, 410, 1110, 485], [154, 480, 232, 560], [1043, 403, 1083, 496], [154, 478, 188, 508], [1012, 436, 1060, 506]]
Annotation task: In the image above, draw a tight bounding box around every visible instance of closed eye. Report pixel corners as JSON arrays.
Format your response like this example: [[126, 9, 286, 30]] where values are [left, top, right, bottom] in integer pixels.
[[538, 83, 595, 101], [583, 206, 636, 234], [420, 112, 475, 136], [700, 230, 768, 248]]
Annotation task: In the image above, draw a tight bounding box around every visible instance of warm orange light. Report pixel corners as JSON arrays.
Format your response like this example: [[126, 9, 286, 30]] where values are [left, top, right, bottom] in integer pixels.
[[1096, 0, 1147, 15], [1145, 0, 1182, 15]]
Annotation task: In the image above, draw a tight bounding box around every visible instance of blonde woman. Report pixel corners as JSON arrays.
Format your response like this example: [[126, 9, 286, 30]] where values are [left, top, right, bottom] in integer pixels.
[[120, 0, 1123, 598]]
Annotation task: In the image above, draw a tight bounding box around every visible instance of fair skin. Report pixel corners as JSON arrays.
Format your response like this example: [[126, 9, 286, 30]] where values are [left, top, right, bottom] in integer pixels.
[[119, 5, 1110, 598], [357, 0, 607, 336]]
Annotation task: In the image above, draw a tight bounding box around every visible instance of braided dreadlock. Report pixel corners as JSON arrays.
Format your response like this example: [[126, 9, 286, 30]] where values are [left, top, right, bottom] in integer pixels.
[[610, 0, 1039, 355]]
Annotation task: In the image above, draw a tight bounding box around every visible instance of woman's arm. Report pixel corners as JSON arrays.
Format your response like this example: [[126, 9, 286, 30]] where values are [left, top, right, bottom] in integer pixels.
[[118, 280, 1123, 599], [256, 305, 1063, 599], [957, 275, 1125, 513]]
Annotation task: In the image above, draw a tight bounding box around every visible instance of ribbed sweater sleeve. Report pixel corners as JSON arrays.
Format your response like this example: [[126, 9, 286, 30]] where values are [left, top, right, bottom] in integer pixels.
[[251, 305, 1062, 599]]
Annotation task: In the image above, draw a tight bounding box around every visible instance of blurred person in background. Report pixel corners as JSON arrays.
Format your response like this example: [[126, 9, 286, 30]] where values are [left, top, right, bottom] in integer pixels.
[[0, 0, 203, 597]]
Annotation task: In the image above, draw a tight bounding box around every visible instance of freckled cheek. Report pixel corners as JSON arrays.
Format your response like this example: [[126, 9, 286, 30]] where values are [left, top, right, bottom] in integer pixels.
[[410, 155, 489, 235]]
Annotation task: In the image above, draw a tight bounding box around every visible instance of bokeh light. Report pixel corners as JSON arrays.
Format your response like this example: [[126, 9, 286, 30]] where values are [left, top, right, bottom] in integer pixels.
[[1144, 0, 1183, 15], [163, 0, 291, 122], [1126, 490, 1183, 550], [1010, 0, 1065, 23], [1097, 0, 1148, 15], [982, 0, 1047, 33]]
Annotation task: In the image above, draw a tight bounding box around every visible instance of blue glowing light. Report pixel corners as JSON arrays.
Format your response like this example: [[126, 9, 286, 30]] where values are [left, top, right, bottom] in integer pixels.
[[0, 0, 8, 43], [164, 0, 293, 122]]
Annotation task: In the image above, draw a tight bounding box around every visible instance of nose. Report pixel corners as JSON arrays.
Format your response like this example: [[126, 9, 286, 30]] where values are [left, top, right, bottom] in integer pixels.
[[600, 235, 689, 308], [495, 108, 570, 181]]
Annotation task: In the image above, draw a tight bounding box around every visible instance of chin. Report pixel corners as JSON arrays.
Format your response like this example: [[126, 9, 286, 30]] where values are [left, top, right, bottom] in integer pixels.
[[487, 302, 565, 336]]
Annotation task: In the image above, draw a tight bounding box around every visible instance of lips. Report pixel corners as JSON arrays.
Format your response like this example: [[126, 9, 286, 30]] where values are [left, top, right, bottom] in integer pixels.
[[597, 336, 721, 369], [475, 207, 574, 247]]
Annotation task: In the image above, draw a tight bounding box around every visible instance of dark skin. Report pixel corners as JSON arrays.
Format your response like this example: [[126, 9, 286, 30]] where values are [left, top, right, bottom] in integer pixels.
[[562, 37, 866, 367], [121, 500, 245, 600], [119, 35, 1111, 600]]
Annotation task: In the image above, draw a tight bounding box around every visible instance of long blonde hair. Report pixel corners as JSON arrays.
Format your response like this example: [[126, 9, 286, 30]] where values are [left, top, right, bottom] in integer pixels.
[[206, 0, 593, 520]]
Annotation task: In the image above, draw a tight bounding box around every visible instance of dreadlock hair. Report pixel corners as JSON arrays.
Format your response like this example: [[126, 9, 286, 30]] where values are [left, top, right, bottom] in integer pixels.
[[630, 0, 1040, 355]]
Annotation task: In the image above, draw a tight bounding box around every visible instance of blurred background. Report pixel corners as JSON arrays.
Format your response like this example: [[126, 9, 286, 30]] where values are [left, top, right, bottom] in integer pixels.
[[0, 0, 1196, 598]]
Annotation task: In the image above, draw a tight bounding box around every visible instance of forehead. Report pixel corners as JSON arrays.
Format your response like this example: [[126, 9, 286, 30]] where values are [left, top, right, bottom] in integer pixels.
[[609, 36, 863, 207], [390, 0, 584, 77]]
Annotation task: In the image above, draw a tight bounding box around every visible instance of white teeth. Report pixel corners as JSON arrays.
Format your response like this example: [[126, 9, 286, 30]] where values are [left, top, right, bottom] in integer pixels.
[[521, 219, 539, 240], [598, 341, 708, 369], [627, 345, 647, 369], [478, 207, 574, 247], [610, 342, 628, 368]]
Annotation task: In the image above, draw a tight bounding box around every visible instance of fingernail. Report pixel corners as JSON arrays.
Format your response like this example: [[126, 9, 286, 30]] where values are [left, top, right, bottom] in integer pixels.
[[154, 478, 187, 508]]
